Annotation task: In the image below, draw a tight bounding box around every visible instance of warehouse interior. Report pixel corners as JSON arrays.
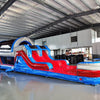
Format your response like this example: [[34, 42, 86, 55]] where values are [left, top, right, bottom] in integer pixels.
[[0, 0, 100, 100]]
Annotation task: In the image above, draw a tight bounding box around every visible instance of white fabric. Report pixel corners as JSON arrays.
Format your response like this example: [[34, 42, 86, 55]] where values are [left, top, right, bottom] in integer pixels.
[[0, 52, 14, 57], [77, 64, 100, 71], [13, 37, 34, 49]]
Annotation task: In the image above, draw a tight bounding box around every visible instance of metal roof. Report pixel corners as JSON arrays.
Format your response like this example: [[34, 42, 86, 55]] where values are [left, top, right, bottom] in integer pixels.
[[0, 0, 100, 40]]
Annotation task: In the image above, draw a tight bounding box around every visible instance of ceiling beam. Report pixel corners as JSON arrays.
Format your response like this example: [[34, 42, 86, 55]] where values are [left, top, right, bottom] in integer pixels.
[[31, 0, 86, 24], [0, 0, 17, 16], [34, 0, 93, 23], [32, 23, 100, 39], [27, 8, 100, 37], [32, 0, 70, 16]]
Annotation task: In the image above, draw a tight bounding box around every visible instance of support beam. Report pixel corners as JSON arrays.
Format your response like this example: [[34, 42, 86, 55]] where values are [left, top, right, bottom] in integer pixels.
[[31, 0, 86, 25], [34, 0, 87, 25], [0, 0, 16, 16], [32, 0, 69, 16], [33, 1, 86, 26], [27, 8, 100, 37], [32, 23, 100, 39]]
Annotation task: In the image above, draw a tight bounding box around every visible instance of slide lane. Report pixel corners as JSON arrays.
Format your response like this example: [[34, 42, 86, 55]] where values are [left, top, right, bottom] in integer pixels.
[[32, 51, 77, 75], [42, 51, 72, 68], [15, 50, 53, 70], [32, 51, 61, 72]]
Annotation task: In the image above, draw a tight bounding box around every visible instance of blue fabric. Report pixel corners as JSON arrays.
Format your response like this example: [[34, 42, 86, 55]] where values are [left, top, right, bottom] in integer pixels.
[[24, 45, 53, 69], [14, 64, 100, 86], [14, 55, 100, 85], [24, 45, 35, 62], [36, 45, 69, 65], [1, 56, 100, 85], [6, 67, 14, 72], [93, 58, 100, 60], [78, 61, 100, 64], [0, 65, 13, 70], [15, 56, 53, 70]]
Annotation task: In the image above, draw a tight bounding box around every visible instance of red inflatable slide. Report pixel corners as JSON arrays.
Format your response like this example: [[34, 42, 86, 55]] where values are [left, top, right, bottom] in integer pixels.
[[32, 50, 77, 75]]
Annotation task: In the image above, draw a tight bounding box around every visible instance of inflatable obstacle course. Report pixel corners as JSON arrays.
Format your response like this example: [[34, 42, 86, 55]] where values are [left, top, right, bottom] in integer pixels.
[[0, 37, 100, 85]]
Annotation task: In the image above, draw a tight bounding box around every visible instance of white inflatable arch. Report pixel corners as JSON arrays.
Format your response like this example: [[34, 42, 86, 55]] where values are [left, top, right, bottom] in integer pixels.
[[11, 37, 34, 52]]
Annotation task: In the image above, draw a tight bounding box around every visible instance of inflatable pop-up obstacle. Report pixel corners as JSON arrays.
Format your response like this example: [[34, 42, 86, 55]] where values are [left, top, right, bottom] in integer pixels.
[[0, 37, 100, 85]]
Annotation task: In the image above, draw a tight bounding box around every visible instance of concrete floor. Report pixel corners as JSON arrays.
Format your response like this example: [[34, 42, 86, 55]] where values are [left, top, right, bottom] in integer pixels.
[[0, 70, 100, 100]]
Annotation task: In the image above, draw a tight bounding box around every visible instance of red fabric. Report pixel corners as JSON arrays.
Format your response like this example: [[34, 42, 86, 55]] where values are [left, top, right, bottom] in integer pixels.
[[15, 50, 50, 70], [42, 51, 67, 66], [32, 51, 77, 75], [77, 69, 100, 77], [32, 51, 60, 72], [0, 57, 3, 64], [15, 50, 78, 76]]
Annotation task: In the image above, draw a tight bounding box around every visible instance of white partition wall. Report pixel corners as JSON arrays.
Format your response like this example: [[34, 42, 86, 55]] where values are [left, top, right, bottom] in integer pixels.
[[46, 34, 71, 49], [35, 39, 42, 46], [78, 29, 92, 47], [92, 42, 100, 55], [35, 29, 92, 49]]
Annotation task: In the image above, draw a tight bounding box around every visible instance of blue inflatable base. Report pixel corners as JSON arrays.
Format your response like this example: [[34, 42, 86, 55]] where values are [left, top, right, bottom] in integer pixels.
[[13, 67, 100, 86], [1, 65, 100, 86], [0, 65, 13, 70]]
